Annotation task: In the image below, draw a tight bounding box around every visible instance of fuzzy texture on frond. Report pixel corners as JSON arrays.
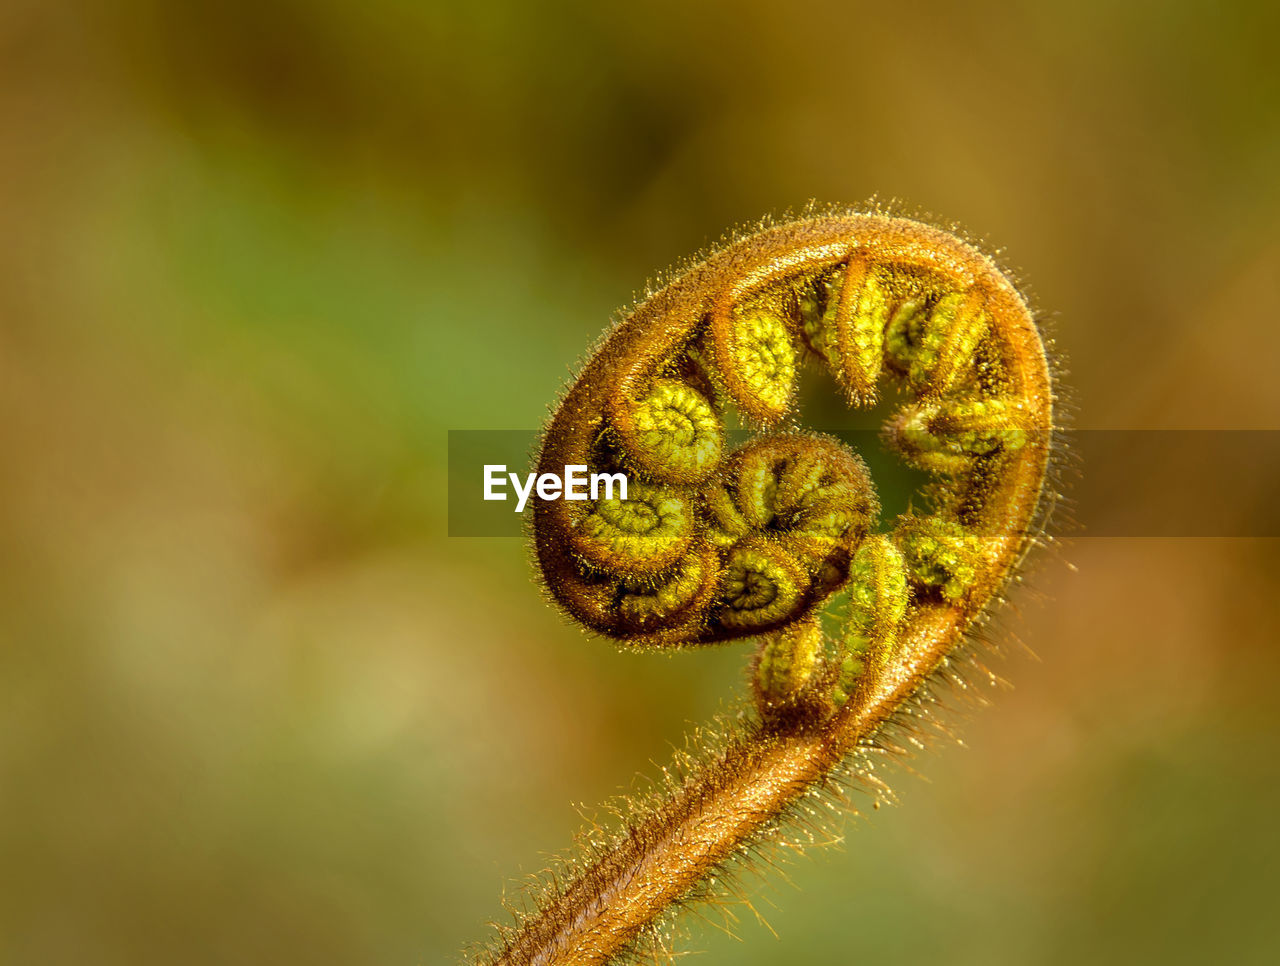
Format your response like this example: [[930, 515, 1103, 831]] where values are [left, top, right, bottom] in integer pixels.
[[471, 208, 1059, 966]]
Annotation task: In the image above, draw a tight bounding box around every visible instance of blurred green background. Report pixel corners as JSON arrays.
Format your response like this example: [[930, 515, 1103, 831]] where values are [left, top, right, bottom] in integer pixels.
[[2, 1, 1279, 963]]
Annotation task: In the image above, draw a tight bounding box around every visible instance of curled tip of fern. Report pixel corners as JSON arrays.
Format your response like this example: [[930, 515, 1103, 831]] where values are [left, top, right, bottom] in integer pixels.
[[482, 208, 1058, 966]]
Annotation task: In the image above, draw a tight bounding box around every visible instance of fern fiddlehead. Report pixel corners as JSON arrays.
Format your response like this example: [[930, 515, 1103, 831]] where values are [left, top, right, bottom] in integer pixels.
[[476, 210, 1056, 966]]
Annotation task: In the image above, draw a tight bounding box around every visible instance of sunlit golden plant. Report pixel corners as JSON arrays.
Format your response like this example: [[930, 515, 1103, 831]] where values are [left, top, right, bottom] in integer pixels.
[[472, 208, 1058, 966]]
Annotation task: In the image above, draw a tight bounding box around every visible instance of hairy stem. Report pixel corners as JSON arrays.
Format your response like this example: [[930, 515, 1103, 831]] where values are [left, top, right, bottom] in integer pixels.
[[488, 606, 977, 966]]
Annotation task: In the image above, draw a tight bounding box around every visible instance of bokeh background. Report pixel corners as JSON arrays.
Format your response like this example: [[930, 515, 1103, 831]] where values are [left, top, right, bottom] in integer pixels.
[[3, 1, 1279, 963]]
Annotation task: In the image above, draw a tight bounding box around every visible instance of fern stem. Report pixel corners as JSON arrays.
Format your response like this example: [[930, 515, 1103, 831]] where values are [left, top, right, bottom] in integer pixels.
[[487, 606, 968, 966]]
